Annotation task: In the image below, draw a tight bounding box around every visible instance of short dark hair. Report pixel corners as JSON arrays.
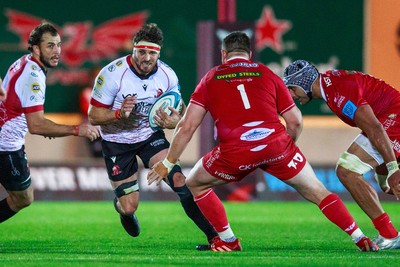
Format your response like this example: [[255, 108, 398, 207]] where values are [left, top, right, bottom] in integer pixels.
[[28, 22, 59, 52], [133, 23, 163, 47], [222, 31, 250, 54]]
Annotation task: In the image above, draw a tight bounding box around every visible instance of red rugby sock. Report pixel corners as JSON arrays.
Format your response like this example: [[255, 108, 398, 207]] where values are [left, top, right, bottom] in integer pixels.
[[372, 212, 398, 239], [319, 193, 358, 235], [194, 189, 229, 232]]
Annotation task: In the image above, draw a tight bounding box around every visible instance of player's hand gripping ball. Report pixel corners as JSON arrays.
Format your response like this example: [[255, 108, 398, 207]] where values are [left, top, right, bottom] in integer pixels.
[[148, 91, 183, 130]]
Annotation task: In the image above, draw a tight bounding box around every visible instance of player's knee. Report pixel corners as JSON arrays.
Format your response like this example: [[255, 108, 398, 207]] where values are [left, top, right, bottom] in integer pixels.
[[9, 193, 33, 211], [119, 202, 138, 215], [116, 195, 139, 215], [114, 181, 139, 215], [166, 165, 193, 200], [167, 165, 185, 187], [336, 151, 373, 180]]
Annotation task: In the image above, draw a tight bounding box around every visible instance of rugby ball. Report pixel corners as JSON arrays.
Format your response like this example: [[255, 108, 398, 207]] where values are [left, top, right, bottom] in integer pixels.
[[148, 91, 183, 130]]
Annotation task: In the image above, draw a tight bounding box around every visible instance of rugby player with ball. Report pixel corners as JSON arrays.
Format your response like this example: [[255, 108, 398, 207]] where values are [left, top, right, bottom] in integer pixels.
[[88, 23, 218, 249]]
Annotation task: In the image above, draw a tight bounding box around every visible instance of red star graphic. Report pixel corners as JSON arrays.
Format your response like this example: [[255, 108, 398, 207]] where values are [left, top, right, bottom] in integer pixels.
[[255, 6, 291, 53]]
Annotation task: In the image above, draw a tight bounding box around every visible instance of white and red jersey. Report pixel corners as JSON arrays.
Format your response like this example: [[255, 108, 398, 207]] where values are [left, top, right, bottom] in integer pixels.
[[90, 55, 181, 144], [191, 57, 295, 146], [0, 54, 46, 151]]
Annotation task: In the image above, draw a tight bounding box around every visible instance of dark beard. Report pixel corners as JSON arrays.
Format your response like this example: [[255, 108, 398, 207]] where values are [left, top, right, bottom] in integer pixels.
[[39, 53, 54, 68]]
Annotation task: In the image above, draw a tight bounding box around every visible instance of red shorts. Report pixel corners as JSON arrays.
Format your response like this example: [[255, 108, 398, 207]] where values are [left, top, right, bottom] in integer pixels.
[[202, 134, 307, 182]]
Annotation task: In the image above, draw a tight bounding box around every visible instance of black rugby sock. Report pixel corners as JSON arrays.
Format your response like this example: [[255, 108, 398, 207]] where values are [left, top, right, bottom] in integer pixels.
[[179, 193, 218, 241], [167, 166, 218, 242], [0, 198, 17, 223]]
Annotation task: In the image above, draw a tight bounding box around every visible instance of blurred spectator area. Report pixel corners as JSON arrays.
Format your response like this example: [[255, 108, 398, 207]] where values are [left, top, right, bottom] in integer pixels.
[[25, 114, 359, 166]]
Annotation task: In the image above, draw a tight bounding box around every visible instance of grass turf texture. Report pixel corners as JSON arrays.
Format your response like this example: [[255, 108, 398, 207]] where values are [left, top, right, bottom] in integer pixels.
[[0, 201, 399, 267]]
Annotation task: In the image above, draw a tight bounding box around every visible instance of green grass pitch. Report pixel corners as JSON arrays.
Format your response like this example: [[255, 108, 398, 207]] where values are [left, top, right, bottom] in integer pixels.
[[0, 201, 399, 266]]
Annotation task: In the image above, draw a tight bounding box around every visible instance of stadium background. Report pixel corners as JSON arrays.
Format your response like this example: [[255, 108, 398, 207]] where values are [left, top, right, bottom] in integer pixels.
[[0, 0, 399, 201]]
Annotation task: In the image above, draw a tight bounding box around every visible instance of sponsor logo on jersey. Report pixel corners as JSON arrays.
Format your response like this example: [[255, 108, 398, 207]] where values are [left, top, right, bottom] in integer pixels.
[[150, 139, 165, 147], [136, 102, 151, 115], [391, 139, 400, 154], [156, 89, 163, 97], [30, 65, 38, 71], [112, 164, 122, 176], [239, 154, 284, 170], [383, 117, 396, 130], [96, 75, 104, 86], [29, 95, 44, 102], [205, 148, 221, 168], [214, 171, 236, 180], [31, 82, 41, 93], [229, 62, 259, 68], [30, 72, 38, 77], [344, 222, 356, 232], [93, 87, 102, 99], [116, 60, 123, 67], [215, 72, 261, 80], [108, 65, 116, 72], [122, 93, 138, 99], [342, 100, 357, 120], [333, 94, 345, 107], [240, 128, 275, 141], [323, 76, 332, 87]]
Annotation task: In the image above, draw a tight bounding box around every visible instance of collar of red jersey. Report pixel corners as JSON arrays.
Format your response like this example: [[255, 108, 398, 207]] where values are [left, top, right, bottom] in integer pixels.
[[226, 56, 248, 61]]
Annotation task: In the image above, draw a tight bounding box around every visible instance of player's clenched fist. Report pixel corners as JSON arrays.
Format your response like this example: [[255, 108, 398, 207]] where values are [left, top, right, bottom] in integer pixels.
[[118, 96, 137, 119], [77, 124, 101, 141], [387, 170, 400, 200]]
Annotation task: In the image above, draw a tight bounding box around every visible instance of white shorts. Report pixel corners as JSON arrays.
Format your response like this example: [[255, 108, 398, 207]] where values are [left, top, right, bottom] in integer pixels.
[[353, 134, 384, 165]]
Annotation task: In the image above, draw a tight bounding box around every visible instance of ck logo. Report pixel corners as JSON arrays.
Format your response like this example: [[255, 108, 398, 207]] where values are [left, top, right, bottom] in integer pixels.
[[142, 84, 148, 91], [287, 152, 304, 169]]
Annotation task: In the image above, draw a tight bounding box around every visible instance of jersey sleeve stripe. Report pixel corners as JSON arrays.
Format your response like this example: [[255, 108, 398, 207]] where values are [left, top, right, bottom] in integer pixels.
[[279, 103, 295, 115], [189, 99, 206, 108], [90, 98, 112, 108], [23, 105, 44, 114]]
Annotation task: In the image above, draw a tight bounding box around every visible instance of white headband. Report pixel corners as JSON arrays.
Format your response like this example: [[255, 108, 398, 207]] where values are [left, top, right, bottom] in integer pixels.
[[134, 41, 161, 52]]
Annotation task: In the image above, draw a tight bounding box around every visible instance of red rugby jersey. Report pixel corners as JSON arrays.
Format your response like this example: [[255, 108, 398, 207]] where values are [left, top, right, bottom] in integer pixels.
[[320, 70, 400, 127], [191, 57, 295, 145]]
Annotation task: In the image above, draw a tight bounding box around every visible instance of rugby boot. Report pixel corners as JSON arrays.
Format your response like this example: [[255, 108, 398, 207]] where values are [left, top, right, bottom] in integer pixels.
[[373, 233, 400, 250], [211, 237, 242, 252], [120, 213, 140, 237]]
